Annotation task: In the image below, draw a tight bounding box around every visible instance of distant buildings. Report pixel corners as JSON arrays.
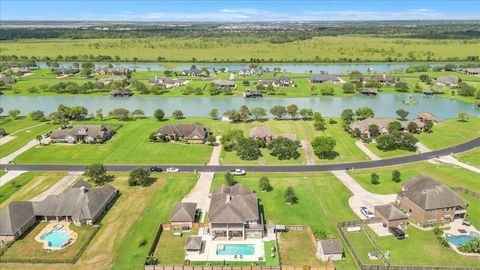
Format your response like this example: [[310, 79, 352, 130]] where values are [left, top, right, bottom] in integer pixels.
[[238, 68, 262, 76], [463, 67, 480, 76], [348, 118, 425, 138], [435, 75, 459, 87], [309, 74, 341, 84], [149, 77, 188, 88], [96, 66, 129, 75], [98, 76, 127, 86], [212, 79, 235, 88]]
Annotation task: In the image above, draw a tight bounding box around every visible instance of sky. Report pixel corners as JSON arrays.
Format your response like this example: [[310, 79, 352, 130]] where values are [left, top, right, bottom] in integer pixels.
[[1, 0, 479, 22]]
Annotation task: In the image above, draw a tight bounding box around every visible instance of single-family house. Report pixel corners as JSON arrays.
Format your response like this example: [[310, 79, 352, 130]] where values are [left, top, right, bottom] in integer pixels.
[[435, 75, 459, 86], [96, 66, 129, 75], [155, 122, 210, 143], [98, 76, 127, 86], [416, 112, 438, 123], [348, 118, 425, 137], [50, 125, 114, 144], [250, 126, 274, 141], [0, 75, 16, 84], [170, 202, 197, 228], [208, 184, 264, 240], [182, 68, 204, 76], [316, 238, 344, 261], [273, 76, 295, 87], [396, 175, 468, 227], [374, 204, 408, 229], [257, 79, 272, 88], [309, 74, 341, 84], [149, 77, 187, 88], [212, 79, 235, 88], [368, 74, 395, 85], [53, 67, 79, 76], [463, 67, 480, 76], [238, 68, 262, 76], [0, 181, 117, 243], [6, 67, 29, 76]]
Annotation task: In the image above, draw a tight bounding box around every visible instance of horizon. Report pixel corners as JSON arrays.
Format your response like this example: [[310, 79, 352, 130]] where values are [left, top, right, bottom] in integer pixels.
[[1, 0, 479, 22]]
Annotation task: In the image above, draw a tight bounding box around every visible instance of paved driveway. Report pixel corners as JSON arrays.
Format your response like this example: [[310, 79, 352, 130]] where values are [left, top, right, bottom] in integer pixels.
[[300, 140, 315, 165], [0, 170, 27, 187], [331, 170, 396, 219], [182, 172, 214, 213], [31, 171, 83, 201]]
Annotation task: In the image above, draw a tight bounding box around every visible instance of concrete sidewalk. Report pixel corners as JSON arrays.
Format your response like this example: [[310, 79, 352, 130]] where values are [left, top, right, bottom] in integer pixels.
[[0, 170, 28, 187], [31, 171, 83, 201], [331, 170, 396, 219], [355, 140, 381, 160]]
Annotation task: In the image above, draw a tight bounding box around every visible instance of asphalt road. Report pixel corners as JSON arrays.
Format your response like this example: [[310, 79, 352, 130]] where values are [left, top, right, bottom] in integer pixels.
[[1, 137, 479, 173]]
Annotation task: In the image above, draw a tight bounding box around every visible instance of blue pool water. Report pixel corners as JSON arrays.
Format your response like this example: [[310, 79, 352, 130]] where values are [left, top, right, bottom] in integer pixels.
[[40, 230, 70, 248], [216, 244, 255, 255], [446, 232, 480, 246]]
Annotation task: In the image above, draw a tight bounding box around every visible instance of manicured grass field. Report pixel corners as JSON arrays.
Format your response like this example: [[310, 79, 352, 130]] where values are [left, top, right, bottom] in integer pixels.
[[457, 147, 480, 167], [1, 222, 96, 262], [0, 116, 45, 133], [0, 122, 58, 159], [347, 161, 480, 194], [277, 230, 320, 266], [14, 118, 214, 165], [154, 228, 198, 264], [345, 225, 480, 267], [210, 172, 358, 269], [0, 171, 67, 208], [363, 143, 414, 159], [416, 117, 480, 150], [2, 36, 479, 62]]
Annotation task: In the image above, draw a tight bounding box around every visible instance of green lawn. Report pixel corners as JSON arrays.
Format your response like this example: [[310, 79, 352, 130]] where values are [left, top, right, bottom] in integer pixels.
[[363, 142, 415, 159], [277, 230, 320, 266], [0, 122, 58, 159], [460, 193, 480, 228], [347, 161, 480, 195], [345, 225, 480, 267], [15, 118, 214, 165], [0, 116, 45, 133], [210, 172, 358, 269], [1, 222, 96, 262], [0, 171, 67, 208], [457, 147, 480, 168], [110, 173, 197, 270], [416, 117, 480, 150], [154, 228, 198, 264]]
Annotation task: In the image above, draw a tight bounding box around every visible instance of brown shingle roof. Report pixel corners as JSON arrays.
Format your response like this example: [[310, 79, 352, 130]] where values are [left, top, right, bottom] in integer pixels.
[[375, 204, 408, 221], [156, 123, 209, 140], [400, 175, 467, 210], [209, 184, 259, 224], [170, 202, 197, 223], [185, 236, 203, 250], [318, 238, 344, 254]]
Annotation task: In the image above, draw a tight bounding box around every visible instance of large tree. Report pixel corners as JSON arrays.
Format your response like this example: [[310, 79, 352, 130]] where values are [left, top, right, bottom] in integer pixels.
[[172, 110, 184, 119], [284, 186, 297, 205], [209, 108, 219, 119], [235, 137, 262, 160], [84, 163, 113, 186], [154, 109, 165, 121], [286, 104, 299, 119], [267, 137, 300, 160], [270, 105, 287, 120], [355, 107, 374, 120], [259, 176, 272, 192], [252, 107, 267, 121], [341, 109, 354, 125], [299, 108, 313, 120], [221, 129, 244, 151], [128, 168, 152, 187], [311, 136, 337, 159]]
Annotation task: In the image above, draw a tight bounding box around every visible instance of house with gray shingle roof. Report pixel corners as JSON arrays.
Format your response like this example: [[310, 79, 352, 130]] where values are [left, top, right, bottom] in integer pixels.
[[170, 202, 197, 227], [463, 67, 480, 76], [309, 74, 341, 84], [396, 175, 468, 227], [50, 125, 114, 144], [212, 79, 236, 88], [208, 183, 264, 240], [435, 75, 459, 86], [149, 76, 188, 89], [0, 181, 117, 243], [317, 238, 344, 261], [185, 236, 203, 254], [155, 122, 210, 144]]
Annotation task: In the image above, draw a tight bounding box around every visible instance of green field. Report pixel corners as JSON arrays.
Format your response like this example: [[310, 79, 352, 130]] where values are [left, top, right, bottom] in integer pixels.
[[345, 225, 480, 267], [457, 147, 480, 167], [0, 171, 67, 208], [347, 161, 480, 194], [210, 172, 358, 269], [2, 36, 480, 62], [416, 117, 480, 150]]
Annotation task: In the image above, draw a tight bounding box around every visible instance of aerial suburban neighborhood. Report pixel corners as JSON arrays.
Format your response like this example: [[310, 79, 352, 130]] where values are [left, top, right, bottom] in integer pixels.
[[0, 1, 479, 270]]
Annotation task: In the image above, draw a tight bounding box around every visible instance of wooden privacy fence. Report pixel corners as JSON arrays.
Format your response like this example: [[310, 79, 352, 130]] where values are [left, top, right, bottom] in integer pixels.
[[145, 266, 335, 270], [362, 266, 480, 270]]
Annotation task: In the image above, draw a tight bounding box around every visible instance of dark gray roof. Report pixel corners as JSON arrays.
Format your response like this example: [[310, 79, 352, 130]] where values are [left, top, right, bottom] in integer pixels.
[[156, 122, 209, 140], [250, 126, 273, 139], [370, 75, 395, 83], [0, 201, 34, 236], [375, 204, 408, 221], [318, 238, 344, 254], [171, 202, 197, 222], [436, 75, 459, 84], [349, 118, 390, 133], [310, 74, 340, 82], [212, 79, 235, 87], [51, 125, 113, 140], [185, 236, 203, 250], [400, 175, 467, 210], [209, 184, 259, 224]]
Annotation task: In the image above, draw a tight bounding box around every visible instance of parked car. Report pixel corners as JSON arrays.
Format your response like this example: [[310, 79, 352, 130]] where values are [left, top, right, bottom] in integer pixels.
[[228, 169, 246, 176], [462, 221, 471, 226], [149, 166, 163, 172], [360, 206, 375, 219], [389, 227, 406, 239], [166, 167, 179, 173]]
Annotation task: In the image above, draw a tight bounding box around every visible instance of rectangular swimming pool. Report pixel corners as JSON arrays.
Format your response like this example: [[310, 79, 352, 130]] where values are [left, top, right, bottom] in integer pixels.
[[216, 244, 255, 255]]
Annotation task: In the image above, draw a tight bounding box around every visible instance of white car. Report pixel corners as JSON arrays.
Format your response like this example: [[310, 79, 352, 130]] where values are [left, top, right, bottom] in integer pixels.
[[360, 206, 375, 219], [228, 169, 246, 176], [166, 167, 180, 173]]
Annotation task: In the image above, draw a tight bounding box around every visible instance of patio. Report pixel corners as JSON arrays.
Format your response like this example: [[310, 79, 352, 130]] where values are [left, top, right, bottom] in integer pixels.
[[185, 228, 267, 262]]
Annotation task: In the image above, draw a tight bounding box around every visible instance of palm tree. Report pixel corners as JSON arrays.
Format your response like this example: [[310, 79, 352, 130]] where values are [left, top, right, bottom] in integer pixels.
[[35, 135, 43, 146]]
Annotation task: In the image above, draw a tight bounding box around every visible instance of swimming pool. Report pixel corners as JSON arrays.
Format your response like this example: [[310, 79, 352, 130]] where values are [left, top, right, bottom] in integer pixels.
[[446, 232, 480, 246], [216, 244, 255, 255], [40, 229, 70, 248]]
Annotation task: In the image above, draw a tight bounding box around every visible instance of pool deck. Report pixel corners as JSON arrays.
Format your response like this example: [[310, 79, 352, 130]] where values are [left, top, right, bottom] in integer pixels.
[[443, 220, 480, 257], [34, 221, 78, 251], [186, 229, 267, 262]]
